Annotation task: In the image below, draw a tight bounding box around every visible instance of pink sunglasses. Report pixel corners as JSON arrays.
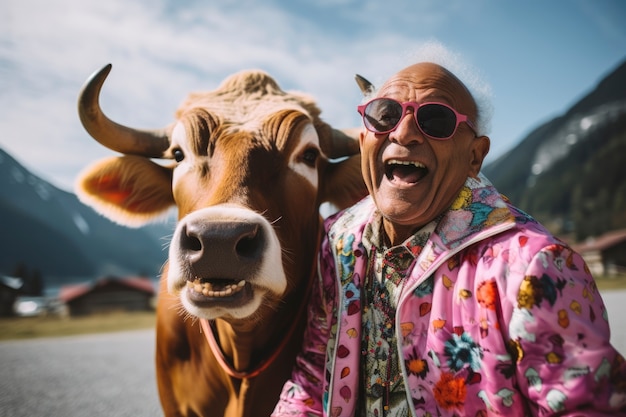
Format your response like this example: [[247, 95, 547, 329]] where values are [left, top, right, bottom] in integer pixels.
[[357, 98, 478, 139]]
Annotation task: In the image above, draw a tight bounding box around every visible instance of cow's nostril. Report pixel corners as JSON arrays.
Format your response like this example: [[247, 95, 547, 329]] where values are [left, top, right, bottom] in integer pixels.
[[236, 227, 264, 259], [177, 219, 267, 275], [181, 225, 202, 252], [187, 235, 202, 252]]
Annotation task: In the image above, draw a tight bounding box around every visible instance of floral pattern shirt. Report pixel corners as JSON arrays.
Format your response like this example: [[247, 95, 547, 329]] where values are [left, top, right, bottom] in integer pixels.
[[272, 174, 626, 417], [360, 216, 436, 416]]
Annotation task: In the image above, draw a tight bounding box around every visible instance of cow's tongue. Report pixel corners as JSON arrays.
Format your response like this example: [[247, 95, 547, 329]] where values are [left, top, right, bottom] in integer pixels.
[[387, 164, 426, 184]]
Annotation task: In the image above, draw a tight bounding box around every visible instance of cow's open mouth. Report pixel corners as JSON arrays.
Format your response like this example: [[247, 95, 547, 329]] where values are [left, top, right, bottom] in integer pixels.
[[385, 160, 427, 184], [186, 278, 249, 299]]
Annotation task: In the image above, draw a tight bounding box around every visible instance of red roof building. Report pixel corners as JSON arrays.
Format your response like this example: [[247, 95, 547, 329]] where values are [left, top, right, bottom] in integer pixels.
[[59, 276, 156, 316], [572, 229, 626, 277]]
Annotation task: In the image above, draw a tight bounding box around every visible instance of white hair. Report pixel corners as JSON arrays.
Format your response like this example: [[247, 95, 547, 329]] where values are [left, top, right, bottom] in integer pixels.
[[366, 40, 494, 136]]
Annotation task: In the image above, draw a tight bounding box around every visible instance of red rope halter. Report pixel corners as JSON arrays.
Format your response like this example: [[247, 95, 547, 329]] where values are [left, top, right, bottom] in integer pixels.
[[200, 260, 316, 379]]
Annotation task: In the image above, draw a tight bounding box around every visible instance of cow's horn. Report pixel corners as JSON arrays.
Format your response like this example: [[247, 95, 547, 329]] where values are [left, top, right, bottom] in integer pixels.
[[327, 128, 361, 159], [78, 64, 171, 158], [355, 74, 375, 96]]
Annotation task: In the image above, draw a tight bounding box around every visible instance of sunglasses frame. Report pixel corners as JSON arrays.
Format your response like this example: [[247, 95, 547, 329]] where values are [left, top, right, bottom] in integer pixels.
[[357, 98, 478, 140]]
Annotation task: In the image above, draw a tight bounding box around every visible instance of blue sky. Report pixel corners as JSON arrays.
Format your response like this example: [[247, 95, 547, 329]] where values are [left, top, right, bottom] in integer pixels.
[[1, 0, 625, 192]]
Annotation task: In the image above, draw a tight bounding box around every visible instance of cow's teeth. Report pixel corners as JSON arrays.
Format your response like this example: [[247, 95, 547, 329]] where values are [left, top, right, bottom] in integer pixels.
[[188, 279, 246, 298]]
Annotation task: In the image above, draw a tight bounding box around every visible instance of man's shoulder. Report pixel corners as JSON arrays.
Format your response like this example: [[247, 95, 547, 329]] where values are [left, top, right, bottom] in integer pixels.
[[324, 196, 375, 238], [482, 206, 566, 254]]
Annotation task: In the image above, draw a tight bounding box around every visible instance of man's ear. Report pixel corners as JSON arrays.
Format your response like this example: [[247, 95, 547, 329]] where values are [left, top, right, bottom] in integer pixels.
[[470, 135, 490, 176]]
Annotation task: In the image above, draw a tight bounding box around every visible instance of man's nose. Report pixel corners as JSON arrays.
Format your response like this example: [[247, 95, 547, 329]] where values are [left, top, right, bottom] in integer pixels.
[[388, 111, 424, 145]]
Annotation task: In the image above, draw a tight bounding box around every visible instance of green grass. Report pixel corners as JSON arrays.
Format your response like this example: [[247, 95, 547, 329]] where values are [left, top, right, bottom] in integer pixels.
[[595, 275, 626, 292], [0, 310, 156, 341], [1, 276, 625, 341]]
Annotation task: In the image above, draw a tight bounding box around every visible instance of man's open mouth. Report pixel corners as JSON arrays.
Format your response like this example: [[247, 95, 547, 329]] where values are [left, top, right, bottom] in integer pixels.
[[385, 159, 428, 184]]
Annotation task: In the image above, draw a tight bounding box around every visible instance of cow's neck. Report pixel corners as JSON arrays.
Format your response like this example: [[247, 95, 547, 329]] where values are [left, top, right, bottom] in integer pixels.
[[213, 319, 259, 372], [207, 280, 310, 377], [206, 221, 321, 378]]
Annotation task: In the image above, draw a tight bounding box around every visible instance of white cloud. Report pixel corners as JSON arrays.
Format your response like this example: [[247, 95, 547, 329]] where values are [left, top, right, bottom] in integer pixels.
[[1, 0, 624, 191], [1, 0, 419, 191]]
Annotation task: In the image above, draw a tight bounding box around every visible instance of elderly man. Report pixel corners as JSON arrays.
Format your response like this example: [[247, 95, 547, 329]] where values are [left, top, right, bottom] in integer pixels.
[[272, 53, 626, 416]]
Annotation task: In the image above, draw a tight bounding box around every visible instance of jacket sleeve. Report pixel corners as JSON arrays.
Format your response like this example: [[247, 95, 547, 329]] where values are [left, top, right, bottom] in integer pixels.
[[512, 243, 626, 416], [272, 234, 336, 416]]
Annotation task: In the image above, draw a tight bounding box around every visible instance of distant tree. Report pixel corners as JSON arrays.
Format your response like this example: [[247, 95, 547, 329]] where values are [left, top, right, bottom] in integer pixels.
[[12, 262, 27, 282], [12, 263, 44, 296], [25, 270, 44, 296]]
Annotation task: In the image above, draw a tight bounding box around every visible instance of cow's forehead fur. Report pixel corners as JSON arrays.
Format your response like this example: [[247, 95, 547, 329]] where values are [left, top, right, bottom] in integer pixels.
[[174, 70, 321, 131]]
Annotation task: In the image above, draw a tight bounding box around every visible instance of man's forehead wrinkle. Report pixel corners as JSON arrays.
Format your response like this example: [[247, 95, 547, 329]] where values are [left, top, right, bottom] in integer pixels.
[[379, 72, 476, 116], [381, 72, 454, 96]]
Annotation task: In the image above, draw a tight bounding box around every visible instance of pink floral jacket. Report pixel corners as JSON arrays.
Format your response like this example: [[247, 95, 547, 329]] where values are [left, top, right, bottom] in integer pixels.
[[273, 175, 626, 416]]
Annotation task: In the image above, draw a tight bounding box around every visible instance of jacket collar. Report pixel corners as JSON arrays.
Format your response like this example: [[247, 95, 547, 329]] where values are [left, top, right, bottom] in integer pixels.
[[431, 173, 516, 252], [329, 173, 517, 269], [334, 174, 515, 248]]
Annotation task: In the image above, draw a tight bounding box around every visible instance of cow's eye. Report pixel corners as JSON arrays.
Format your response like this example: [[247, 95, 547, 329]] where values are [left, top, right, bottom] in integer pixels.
[[301, 148, 319, 167], [173, 149, 185, 163]]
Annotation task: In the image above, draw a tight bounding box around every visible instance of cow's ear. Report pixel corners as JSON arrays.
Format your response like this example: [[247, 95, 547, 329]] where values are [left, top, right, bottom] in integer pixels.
[[320, 154, 368, 211], [75, 155, 174, 227]]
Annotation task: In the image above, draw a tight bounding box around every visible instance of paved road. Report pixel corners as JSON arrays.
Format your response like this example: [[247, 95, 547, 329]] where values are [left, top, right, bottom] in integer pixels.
[[1, 290, 625, 417], [0, 329, 161, 417], [601, 289, 626, 355]]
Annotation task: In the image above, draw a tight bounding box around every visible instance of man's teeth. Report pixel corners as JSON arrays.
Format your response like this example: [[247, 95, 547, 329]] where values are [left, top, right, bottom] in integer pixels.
[[187, 279, 246, 298], [387, 159, 426, 168]]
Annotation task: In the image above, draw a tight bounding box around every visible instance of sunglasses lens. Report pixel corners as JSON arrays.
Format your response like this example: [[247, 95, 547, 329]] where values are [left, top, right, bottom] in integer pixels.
[[363, 99, 403, 133], [417, 104, 457, 138], [361, 100, 460, 138]]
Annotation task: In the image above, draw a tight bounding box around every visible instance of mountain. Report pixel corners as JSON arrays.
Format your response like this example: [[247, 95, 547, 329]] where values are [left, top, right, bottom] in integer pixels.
[[3, 58, 624, 291], [483, 58, 626, 241], [0, 149, 174, 290]]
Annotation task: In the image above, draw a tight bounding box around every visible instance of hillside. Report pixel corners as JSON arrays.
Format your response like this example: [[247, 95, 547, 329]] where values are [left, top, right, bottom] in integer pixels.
[[0, 149, 173, 290], [2, 57, 624, 292], [483, 59, 626, 241]]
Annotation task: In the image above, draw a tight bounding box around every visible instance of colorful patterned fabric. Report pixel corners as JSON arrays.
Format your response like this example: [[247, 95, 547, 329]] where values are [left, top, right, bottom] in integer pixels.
[[359, 217, 436, 416], [272, 174, 626, 417]]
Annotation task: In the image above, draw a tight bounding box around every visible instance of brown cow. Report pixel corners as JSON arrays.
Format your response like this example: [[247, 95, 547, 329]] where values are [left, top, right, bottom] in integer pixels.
[[75, 64, 367, 417]]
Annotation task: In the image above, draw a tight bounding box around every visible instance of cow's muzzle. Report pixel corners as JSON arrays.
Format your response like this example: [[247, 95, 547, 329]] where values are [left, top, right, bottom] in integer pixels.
[[181, 220, 266, 278], [167, 205, 287, 320]]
